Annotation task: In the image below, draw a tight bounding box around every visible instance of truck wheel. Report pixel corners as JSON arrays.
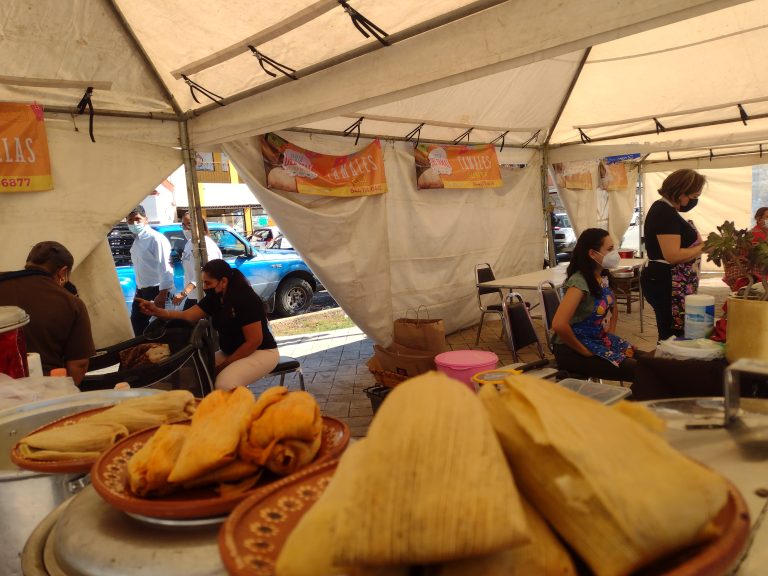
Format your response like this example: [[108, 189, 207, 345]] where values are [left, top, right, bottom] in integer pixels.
[[274, 277, 313, 316]]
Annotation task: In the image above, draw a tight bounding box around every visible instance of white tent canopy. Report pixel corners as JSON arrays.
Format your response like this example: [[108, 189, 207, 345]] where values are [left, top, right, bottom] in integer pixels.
[[1, 0, 765, 346]]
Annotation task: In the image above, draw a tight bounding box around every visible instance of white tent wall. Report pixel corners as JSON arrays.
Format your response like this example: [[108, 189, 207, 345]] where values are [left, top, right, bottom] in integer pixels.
[[643, 166, 753, 272], [0, 115, 182, 347], [606, 167, 639, 245], [223, 132, 544, 344]]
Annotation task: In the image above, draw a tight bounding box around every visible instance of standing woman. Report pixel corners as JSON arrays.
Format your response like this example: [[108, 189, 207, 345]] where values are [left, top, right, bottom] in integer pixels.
[[640, 169, 706, 341], [551, 228, 637, 382], [138, 259, 279, 390], [751, 207, 768, 244]]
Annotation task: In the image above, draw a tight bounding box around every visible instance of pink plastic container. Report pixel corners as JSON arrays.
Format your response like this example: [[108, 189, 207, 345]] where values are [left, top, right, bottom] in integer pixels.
[[435, 350, 498, 391]]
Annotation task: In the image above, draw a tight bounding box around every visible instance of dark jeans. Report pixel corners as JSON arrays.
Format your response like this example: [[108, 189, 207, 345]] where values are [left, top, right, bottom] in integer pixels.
[[554, 343, 637, 383], [131, 286, 160, 336], [640, 262, 682, 342]]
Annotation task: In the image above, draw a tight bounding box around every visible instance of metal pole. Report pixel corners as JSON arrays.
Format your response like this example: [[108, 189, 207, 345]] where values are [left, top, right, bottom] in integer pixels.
[[179, 120, 208, 299], [541, 146, 557, 268], [637, 162, 645, 257]]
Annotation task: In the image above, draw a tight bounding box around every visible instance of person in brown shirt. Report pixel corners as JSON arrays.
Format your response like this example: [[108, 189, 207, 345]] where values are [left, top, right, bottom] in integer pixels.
[[0, 241, 95, 385]]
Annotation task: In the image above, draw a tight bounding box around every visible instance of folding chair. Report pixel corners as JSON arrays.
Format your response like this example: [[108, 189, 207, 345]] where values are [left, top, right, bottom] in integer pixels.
[[502, 292, 545, 363], [537, 280, 562, 353], [474, 263, 505, 345]]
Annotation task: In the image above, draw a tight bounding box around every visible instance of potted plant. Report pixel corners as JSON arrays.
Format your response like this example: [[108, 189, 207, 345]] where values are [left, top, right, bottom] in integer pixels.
[[704, 221, 768, 361]]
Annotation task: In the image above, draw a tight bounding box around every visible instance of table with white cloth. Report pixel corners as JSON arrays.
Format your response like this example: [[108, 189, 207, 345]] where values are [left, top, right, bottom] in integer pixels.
[[479, 258, 647, 330]]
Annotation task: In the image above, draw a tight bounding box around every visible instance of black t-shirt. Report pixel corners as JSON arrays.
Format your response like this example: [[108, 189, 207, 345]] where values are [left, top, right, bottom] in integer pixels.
[[197, 283, 277, 355], [643, 199, 698, 261]]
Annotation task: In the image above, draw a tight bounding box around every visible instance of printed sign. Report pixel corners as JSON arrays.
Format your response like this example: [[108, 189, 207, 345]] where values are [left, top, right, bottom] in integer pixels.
[[604, 153, 641, 165], [414, 143, 502, 189], [259, 133, 387, 197], [0, 103, 53, 192]]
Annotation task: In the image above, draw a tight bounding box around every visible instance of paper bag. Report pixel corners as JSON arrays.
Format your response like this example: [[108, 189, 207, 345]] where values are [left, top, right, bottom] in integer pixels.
[[374, 344, 436, 378], [392, 309, 448, 353]]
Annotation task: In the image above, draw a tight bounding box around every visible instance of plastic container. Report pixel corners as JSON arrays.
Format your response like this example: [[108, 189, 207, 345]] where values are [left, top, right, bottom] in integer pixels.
[[556, 378, 632, 405], [434, 350, 498, 391], [684, 294, 715, 339], [618, 249, 635, 258], [471, 369, 521, 388], [656, 337, 724, 360], [0, 306, 30, 379], [363, 385, 392, 414]]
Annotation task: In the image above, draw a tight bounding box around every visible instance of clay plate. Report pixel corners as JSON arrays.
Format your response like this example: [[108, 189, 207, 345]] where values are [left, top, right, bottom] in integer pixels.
[[91, 416, 349, 520], [217, 471, 749, 576], [10, 406, 115, 474]]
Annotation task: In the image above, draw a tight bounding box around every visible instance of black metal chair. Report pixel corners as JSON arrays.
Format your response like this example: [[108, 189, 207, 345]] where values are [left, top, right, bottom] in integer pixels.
[[502, 292, 545, 363], [474, 263, 505, 345], [538, 280, 562, 353]]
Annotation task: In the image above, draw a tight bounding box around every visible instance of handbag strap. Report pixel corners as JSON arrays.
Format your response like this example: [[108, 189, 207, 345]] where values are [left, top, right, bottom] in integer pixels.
[[403, 305, 431, 323]]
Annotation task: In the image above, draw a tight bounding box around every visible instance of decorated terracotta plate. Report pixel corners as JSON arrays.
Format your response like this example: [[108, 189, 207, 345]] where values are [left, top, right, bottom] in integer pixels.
[[10, 406, 114, 474], [217, 469, 749, 576], [91, 416, 349, 520]]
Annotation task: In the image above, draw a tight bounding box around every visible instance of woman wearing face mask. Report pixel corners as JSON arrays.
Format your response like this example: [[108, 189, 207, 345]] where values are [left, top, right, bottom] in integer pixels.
[[751, 207, 768, 244], [551, 228, 637, 382], [640, 169, 706, 341], [138, 259, 279, 390], [172, 213, 222, 310]]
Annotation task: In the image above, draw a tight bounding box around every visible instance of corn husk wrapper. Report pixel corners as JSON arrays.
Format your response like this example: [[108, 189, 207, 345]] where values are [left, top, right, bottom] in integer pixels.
[[87, 390, 196, 433], [610, 401, 666, 434], [275, 442, 367, 576], [479, 374, 729, 576], [168, 387, 254, 483], [17, 422, 130, 460], [438, 497, 576, 576], [333, 371, 529, 566], [240, 387, 322, 475], [128, 424, 188, 496], [183, 460, 261, 489]]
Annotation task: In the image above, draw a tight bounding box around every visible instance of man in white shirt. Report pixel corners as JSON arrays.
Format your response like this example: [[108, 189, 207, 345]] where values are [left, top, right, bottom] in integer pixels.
[[172, 212, 223, 309], [127, 205, 174, 335]]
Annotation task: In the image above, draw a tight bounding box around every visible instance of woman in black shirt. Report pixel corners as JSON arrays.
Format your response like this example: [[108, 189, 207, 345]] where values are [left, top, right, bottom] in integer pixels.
[[640, 169, 706, 341], [138, 259, 279, 390]]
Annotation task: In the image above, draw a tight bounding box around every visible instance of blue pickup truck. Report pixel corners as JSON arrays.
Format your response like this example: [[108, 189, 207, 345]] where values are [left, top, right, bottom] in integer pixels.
[[108, 223, 319, 316]]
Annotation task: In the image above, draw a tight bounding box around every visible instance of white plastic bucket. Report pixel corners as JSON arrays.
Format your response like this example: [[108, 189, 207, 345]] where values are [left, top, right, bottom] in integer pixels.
[[684, 294, 715, 339]]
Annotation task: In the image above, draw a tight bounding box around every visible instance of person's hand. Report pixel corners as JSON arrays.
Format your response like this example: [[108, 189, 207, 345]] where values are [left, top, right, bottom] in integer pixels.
[[153, 294, 167, 309], [172, 292, 185, 306], [136, 297, 162, 317]]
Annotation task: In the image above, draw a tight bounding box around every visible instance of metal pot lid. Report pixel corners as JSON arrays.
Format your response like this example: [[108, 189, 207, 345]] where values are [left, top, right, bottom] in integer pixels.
[[51, 487, 225, 576], [0, 389, 159, 479], [0, 306, 29, 333]]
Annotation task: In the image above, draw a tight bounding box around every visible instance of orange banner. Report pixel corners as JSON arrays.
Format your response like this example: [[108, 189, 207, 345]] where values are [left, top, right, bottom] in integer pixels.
[[260, 133, 387, 197], [0, 103, 53, 193], [414, 143, 502, 189]]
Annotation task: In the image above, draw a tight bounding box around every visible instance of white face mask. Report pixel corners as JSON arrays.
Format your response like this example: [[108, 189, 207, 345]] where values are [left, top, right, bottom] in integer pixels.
[[128, 223, 145, 235], [600, 250, 621, 269], [183, 229, 192, 241]]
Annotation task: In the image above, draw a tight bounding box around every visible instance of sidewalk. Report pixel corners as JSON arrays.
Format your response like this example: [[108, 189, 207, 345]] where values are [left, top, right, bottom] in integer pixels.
[[251, 276, 730, 438]]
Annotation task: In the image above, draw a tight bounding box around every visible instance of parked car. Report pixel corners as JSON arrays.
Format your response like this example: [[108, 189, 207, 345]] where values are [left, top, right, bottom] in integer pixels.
[[249, 226, 281, 249], [108, 222, 318, 316], [620, 208, 641, 254], [553, 212, 577, 254], [266, 234, 293, 250]]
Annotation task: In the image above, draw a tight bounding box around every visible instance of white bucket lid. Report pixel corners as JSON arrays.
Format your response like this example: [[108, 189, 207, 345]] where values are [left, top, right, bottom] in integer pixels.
[[0, 306, 30, 334]]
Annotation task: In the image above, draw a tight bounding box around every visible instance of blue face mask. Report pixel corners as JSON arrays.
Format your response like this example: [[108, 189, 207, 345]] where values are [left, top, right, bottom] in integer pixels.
[[128, 223, 145, 235]]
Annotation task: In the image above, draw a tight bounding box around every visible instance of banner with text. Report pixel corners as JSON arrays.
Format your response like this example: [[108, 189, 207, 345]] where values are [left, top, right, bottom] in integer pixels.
[[414, 143, 502, 189], [0, 103, 53, 193], [259, 133, 387, 197]]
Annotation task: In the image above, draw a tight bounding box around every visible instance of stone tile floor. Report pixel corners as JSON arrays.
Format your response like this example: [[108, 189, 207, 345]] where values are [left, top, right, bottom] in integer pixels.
[[249, 276, 730, 438]]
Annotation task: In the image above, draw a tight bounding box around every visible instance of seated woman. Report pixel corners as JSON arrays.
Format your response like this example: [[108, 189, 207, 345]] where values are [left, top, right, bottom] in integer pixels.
[[551, 228, 637, 383], [138, 259, 279, 390]]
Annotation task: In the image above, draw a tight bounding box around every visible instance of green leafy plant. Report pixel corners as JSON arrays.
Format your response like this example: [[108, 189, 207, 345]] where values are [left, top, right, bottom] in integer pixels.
[[704, 220, 768, 299]]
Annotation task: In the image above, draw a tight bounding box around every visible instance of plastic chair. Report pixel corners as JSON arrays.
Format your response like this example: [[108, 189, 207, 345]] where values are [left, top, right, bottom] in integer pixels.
[[502, 292, 545, 363], [537, 280, 561, 353], [474, 263, 505, 345]]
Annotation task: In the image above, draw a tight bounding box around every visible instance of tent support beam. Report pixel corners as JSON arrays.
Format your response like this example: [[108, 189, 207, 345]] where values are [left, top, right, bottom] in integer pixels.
[[556, 110, 768, 147], [105, 0, 184, 116], [179, 120, 208, 300], [541, 147, 557, 268], [544, 48, 592, 146], [42, 107, 181, 122], [285, 127, 538, 150]]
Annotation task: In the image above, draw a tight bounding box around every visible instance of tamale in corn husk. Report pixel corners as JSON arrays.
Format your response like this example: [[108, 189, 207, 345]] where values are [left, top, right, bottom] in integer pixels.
[[240, 387, 322, 475], [88, 390, 196, 432], [479, 374, 729, 576], [17, 422, 130, 460], [127, 423, 188, 496], [332, 371, 529, 566], [183, 460, 261, 489], [611, 400, 666, 434], [168, 387, 254, 483]]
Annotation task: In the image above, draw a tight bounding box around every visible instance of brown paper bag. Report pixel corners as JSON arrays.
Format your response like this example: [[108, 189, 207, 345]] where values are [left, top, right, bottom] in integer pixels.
[[374, 344, 436, 378], [393, 308, 448, 353]]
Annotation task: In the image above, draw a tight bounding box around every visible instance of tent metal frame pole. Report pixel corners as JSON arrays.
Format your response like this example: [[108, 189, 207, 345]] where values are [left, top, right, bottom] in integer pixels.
[[541, 148, 557, 268], [180, 120, 208, 300], [42, 106, 181, 121], [637, 161, 645, 257], [285, 127, 535, 150]]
